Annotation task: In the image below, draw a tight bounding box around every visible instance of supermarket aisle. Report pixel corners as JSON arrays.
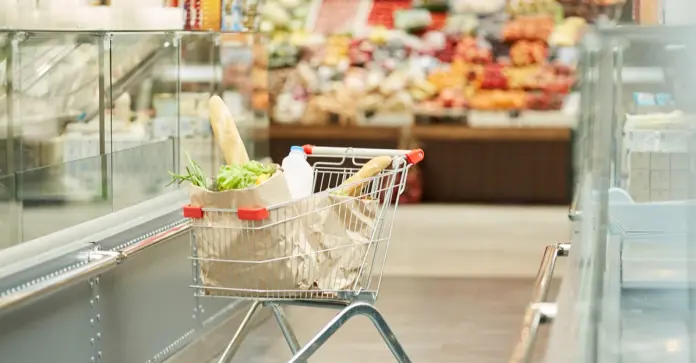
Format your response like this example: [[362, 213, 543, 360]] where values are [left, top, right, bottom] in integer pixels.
[[18, 203, 568, 362], [387, 204, 570, 278], [231, 277, 552, 363], [224, 204, 568, 362]]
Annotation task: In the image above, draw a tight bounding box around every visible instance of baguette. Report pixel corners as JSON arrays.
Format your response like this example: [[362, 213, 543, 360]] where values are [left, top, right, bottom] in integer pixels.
[[209, 95, 250, 165], [340, 156, 393, 197]]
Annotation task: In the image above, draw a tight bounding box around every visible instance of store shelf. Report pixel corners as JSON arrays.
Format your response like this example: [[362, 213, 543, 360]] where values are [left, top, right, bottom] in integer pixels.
[[266, 124, 570, 142], [265, 123, 570, 204], [268, 124, 404, 140], [412, 125, 571, 142]]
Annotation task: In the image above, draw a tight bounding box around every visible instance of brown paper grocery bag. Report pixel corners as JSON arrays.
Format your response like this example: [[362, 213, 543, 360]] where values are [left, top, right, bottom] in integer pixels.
[[301, 194, 380, 292], [189, 171, 315, 298]]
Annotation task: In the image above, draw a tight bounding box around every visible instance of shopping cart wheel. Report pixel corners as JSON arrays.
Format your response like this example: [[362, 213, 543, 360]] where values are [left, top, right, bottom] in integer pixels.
[[288, 302, 411, 363]]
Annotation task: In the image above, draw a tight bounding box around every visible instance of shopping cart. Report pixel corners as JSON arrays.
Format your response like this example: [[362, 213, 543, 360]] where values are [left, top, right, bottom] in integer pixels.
[[183, 145, 424, 363]]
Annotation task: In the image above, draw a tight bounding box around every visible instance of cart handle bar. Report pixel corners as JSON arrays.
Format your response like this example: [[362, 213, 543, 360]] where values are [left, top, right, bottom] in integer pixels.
[[303, 145, 424, 165]]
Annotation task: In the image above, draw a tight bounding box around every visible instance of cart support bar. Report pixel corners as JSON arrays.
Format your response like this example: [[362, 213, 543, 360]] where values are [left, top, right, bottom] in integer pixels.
[[508, 242, 570, 363], [288, 302, 411, 363]]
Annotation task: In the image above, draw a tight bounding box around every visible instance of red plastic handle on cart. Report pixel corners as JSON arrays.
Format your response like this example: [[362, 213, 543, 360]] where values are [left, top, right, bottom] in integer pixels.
[[238, 208, 269, 221], [183, 205, 204, 219], [406, 149, 424, 165]]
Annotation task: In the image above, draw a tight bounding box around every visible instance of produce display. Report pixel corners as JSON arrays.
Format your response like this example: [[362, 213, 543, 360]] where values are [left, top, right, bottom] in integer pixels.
[[502, 16, 555, 42], [555, 0, 626, 22], [261, 0, 593, 124]]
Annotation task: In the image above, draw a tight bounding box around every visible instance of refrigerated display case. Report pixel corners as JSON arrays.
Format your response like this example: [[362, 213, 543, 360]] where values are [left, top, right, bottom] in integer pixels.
[[0, 29, 270, 363], [511, 25, 696, 363]]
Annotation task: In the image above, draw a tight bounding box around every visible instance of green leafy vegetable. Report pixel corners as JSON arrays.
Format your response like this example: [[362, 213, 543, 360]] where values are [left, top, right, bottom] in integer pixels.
[[217, 161, 277, 191], [169, 156, 276, 191], [169, 153, 207, 188]]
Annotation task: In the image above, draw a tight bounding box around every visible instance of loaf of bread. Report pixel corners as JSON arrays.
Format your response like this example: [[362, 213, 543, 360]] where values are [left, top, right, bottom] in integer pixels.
[[209, 95, 250, 165], [340, 156, 393, 197]]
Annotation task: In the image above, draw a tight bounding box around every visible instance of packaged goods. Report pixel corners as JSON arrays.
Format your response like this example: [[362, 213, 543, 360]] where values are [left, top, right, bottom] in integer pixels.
[[281, 146, 314, 200]]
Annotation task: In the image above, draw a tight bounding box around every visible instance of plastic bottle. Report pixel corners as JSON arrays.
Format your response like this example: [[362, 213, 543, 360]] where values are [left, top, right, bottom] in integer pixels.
[[281, 146, 313, 200]]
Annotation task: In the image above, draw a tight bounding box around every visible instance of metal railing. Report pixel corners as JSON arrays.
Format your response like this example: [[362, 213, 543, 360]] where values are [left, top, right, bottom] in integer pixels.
[[509, 242, 571, 363], [569, 183, 582, 222], [0, 221, 190, 315]]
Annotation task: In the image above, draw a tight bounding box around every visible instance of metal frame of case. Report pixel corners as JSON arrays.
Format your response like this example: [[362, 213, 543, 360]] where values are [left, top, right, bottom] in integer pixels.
[[514, 25, 696, 363]]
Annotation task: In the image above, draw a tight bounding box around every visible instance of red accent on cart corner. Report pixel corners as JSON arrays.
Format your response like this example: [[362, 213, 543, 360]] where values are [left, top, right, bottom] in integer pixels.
[[183, 205, 204, 219], [406, 149, 425, 165], [238, 208, 270, 221], [303, 144, 314, 155]]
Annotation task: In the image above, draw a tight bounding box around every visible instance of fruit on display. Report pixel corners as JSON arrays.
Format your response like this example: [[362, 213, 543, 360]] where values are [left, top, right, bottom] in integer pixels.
[[435, 87, 468, 108], [455, 36, 493, 64], [506, 0, 564, 18], [428, 68, 466, 92], [502, 16, 555, 42], [267, 39, 300, 68], [322, 34, 352, 67], [468, 90, 527, 110], [526, 92, 564, 110], [394, 8, 433, 31], [509, 40, 548, 66], [503, 66, 538, 89], [443, 13, 479, 35], [482, 65, 509, 90], [260, 0, 312, 34], [261, 0, 583, 120]]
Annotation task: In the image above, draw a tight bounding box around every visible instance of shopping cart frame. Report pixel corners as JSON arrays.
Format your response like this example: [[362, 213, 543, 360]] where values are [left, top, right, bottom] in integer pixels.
[[183, 145, 424, 363]]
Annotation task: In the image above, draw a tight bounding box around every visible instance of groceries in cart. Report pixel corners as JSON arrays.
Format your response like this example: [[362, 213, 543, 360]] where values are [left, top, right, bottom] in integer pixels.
[[281, 145, 313, 199], [176, 96, 424, 300]]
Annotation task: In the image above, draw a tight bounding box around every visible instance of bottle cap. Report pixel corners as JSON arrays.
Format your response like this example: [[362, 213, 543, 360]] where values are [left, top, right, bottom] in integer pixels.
[[290, 146, 304, 153]]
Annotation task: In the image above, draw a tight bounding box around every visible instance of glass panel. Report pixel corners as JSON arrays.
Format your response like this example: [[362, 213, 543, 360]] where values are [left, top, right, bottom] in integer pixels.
[[0, 173, 17, 250], [175, 33, 220, 175], [13, 32, 105, 171], [220, 33, 269, 162], [17, 153, 113, 242], [112, 139, 177, 211], [557, 26, 696, 363], [0, 30, 266, 246], [109, 32, 180, 210]]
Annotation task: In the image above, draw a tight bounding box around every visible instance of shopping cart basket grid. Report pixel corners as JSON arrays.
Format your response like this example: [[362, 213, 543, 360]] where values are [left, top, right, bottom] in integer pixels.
[[184, 145, 422, 363]]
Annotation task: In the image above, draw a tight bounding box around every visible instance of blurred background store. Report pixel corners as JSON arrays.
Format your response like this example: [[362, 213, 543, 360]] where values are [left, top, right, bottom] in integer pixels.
[[0, 0, 688, 362]]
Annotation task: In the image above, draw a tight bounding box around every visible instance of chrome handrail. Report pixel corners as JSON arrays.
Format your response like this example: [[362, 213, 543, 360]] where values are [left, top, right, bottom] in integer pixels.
[[509, 243, 570, 363], [569, 182, 582, 221], [0, 221, 190, 315]]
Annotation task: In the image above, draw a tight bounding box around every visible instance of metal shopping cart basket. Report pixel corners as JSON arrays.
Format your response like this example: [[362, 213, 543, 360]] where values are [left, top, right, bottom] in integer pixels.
[[182, 145, 424, 363]]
